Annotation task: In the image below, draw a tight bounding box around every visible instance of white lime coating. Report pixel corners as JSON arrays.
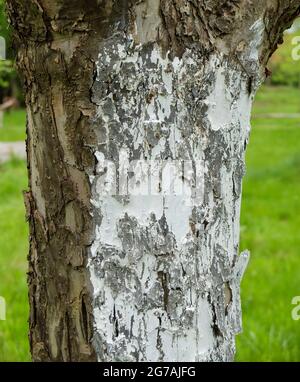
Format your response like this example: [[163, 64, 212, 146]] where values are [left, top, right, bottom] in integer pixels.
[[87, 32, 256, 360]]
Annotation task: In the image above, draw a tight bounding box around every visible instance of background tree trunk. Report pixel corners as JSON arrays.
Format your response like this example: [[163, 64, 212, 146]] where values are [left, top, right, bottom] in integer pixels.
[[7, 0, 300, 362]]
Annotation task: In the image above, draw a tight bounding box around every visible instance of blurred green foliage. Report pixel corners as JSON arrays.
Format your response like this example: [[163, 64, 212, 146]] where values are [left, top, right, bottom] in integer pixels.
[[0, 0, 10, 50], [0, 60, 14, 88], [0, 0, 20, 100], [269, 21, 300, 87]]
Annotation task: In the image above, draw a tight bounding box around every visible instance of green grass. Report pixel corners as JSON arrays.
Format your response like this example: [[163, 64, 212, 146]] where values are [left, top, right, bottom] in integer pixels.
[[0, 109, 26, 142], [0, 86, 300, 361], [253, 86, 300, 115], [0, 158, 30, 361], [236, 86, 300, 361]]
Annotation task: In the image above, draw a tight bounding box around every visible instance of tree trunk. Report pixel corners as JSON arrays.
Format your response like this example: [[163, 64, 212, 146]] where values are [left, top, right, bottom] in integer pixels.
[[7, 0, 300, 362]]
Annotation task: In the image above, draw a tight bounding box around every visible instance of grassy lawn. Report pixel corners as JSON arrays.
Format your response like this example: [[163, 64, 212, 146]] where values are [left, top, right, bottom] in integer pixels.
[[0, 86, 300, 361], [253, 86, 300, 115], [0, 109, 26, 142], [236, 86, 300, 361], [0, 159, 29, 361]]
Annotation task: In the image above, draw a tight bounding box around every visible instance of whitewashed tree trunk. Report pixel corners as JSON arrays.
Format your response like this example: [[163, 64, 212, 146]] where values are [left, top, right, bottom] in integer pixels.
[[7, 0, 300, 362], [89, 37, 253, 363]]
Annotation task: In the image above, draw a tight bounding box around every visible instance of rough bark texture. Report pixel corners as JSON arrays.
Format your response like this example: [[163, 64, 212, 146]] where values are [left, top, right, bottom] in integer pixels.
[[7, 0, 300, 362]]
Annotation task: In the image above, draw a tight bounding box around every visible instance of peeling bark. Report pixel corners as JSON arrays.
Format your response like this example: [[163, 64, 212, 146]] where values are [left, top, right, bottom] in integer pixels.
[[6, 0, 300, 362]]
